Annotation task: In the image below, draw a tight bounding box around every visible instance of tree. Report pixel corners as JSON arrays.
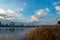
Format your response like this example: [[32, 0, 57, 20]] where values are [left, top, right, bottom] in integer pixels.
[[9, 22, 15, 27], [0, 22, 2, 26], [58, 21, 60, 24]]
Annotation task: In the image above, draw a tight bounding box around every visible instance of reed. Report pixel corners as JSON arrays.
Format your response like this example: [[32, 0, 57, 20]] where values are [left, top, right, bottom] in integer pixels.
[[24, 25, 60, 40]]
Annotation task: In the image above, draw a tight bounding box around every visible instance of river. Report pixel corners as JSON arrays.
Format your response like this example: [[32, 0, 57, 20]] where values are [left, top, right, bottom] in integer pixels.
[[0, 27, 35, 40]]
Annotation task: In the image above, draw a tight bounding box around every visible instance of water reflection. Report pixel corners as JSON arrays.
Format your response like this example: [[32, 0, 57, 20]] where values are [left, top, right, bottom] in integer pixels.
[[0, 27, 35, 40]]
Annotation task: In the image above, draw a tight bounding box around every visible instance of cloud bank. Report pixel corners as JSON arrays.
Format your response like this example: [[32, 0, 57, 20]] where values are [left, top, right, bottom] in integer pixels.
[[28, 8, 50, 22], [0, 8, 23, 21]]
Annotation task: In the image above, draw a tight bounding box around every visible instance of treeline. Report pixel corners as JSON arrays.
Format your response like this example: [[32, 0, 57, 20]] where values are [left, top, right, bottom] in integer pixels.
[[0, 21, 60, 27]]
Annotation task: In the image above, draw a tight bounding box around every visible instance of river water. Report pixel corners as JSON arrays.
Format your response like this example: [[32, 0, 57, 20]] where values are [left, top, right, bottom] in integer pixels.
[[0, 27, 35, 40]]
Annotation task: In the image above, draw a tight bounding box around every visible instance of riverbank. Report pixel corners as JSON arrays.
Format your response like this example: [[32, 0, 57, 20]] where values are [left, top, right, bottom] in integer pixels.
[[24, 25, 60, 40]]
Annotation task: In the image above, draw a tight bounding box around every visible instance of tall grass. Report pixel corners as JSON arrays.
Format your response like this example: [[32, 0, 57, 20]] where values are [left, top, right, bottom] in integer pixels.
[[24, 25, 60, 40]]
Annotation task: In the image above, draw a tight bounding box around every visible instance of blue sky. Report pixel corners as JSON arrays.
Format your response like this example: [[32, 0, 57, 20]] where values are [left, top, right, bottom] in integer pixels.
[[0, 0, 60, 24]]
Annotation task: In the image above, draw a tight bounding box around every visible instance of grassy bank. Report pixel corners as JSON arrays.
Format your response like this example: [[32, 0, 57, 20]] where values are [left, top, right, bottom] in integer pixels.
[[24, 24, 60, 40]]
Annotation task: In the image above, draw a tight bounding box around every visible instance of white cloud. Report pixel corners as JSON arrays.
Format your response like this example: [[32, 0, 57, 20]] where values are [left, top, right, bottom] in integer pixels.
[[36, 9, 44, 15], [31, 16, 39, 22], [20, 8, 24, 11], [23, 3, 27, 6], [55, 6, 60, 14], [57, 11, 60, 14], [0, 16, 4, 19], [55, 6, 60, 11], [28, 8, 50, 22], [36, 8, 50, 15], [31, 16, 37, 20], [0, 8, 5, 14], [53, 1, 60, 5], [46, 8, 50, 11], [53, 1, 60, 14], [6, 9, 15, 14], [0, 8, 23, 21], [14, 8, 24, 12], [53, 2, 58, 5]]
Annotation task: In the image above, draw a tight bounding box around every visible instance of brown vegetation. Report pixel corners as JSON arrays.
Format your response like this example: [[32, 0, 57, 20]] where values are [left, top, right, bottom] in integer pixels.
[[24, 25, 60, 40]]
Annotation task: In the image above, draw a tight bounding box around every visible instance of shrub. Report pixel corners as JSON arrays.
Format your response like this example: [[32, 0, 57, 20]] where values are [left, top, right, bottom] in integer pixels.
[[58, 21, 60, 24]]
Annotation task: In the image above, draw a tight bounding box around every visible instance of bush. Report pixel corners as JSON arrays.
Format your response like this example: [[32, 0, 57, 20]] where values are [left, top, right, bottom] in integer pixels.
[[24, 25, 60, 40], [58, 21, 60, 24]]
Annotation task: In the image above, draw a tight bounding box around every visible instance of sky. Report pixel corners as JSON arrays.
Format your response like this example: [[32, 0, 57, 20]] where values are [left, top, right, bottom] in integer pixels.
[[0, 0, 60, 25]]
